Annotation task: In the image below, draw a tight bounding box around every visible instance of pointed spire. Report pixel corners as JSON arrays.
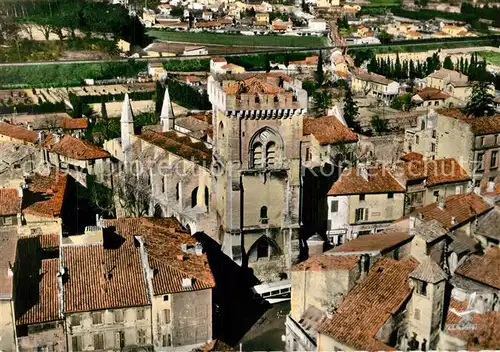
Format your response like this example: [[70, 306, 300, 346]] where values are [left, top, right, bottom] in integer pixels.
[[121, 93, 134, 123], [160, 87, 174, 132]]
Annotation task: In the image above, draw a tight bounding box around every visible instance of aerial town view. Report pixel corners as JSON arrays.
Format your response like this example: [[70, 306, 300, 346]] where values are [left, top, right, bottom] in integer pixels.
[[0, 0, 500, 350]]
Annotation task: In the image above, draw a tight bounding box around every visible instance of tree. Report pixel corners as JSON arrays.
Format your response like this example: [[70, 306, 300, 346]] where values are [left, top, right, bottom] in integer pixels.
[[312, 90, 332, 117], [443, 56, 454, 70], [370, 115, 389, 135], [465, 81, 495, 117], [394, 53, 402, 80], [378, 31, 393, 44], [315, 50, 324, 87], [264, 53, 271, 73], [367, 56, 378, 73], [391, 93, 414, 112], [115, 168, 152, 217], [343, 86, 359, 130]]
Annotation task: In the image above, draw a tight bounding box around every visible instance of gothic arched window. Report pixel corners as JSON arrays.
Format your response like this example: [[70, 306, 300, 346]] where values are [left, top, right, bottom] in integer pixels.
[[252, 142, 263, 168], [266, 142, 276, 167], [249, 128, 282, 169]]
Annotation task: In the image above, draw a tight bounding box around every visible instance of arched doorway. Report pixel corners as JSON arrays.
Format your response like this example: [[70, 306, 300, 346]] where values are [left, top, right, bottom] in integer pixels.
[[247, 236, 281, 263]]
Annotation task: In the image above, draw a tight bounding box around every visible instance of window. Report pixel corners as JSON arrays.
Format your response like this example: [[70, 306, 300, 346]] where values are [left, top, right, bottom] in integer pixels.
[[71, 315, 81, 326], [355, 208, 367, 222], [93, 334, 104, 350], [253, 142, 263, 168], [163, 294, 169, 301], [115, 331, 124, 349], [114, 310, 123, 323], [305, 147, 310, 161], [416, 280, 428, 296], [72, 336, 82, 352], [431, 143, 436, 152], [331, 200, 338, 212], [161, 176, 166, 194], [266, 142, 276, 167], [175, 183, 180, 201], [359, 194, 365, 201], [477, 152, 484, 170], [421, 119, 425, 130], [434, 101, 439, 106], [137, 307, 145, 320], [163, 334, 172, 347], [480, 136, 485, 146], [260, 206, 268, 223], [433, 190, 439, 197], [137, 329, 146, 345], [414, 308, 421, 320], [474, 179, 481, 188], [163, 309, 171, 324], [432, 130, 436, 138], [218, 121, 224, 138], [387, 192, 394, 199], [491, 151, 498, 168], [327, 219, 332, 230], [4, 217, 12, 225], [415, 135, 419, 144], [92, 312, 102, 325]]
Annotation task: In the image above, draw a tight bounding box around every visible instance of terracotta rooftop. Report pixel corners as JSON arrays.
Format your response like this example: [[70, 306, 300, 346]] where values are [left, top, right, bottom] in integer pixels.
[[317, 257, 419, 350], [401, 193, 492, 230], [290, 254, 359, 272], [437, 108, 500, 135], [211, 57, 227, 63], [0, 121, 38, 143], [328, 165, 405, 195], [22, 171, 67, 219], [414, 87, 450, 101], [455, 246, 500, 290], [409, 256, 448, 283], [303, 116, 358, 145], [104, 218, 215, 295], [139, 129, 212, 167], [0, 188, 21, 216], [400, 152, 423, 162], [61, 118, 88, 130], [62, 241, 149, 313], [15, 236, 60, 325], [327, 231, 412, 255], [0, 228, 17, 299], [445, 311, 500, 350], [40, 233, 60, 249], [400, 158, 470, 186], [43, 134, 110, 160], [428, 68, 468, 82], [355, 71, 394, 86]]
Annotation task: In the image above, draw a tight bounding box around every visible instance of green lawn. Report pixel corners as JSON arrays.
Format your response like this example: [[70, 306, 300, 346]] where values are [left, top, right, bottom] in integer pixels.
[[479, 51, 500, 66], [147, 30, 328, 48]]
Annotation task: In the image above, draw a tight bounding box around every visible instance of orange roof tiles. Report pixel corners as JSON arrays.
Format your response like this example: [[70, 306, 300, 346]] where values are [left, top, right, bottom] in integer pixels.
[[43, 134, 110, 160], [15, 236, 60, 325], [455, 246, 500, 290], [446, 312, 500, 350], [290, 254, 359, 272], [212, 57, 227, 63], [23, 171, 67, 219], [400, 152, 423, 162], [317, 257, 419, 350], [328, 165, 405, 195], [303, 116, 358, 145], [401, 158, 470, 186], [40, 233, 60, 249], [0, 121, 38, 143], [438, 108, 500, 135], [61, 118, 88, 130], [327, 231, 412, 254], [415, 87, 450, 101], [104, 218, 215, 295], [403, 193, 492, 230], [0, 188, 21, 216], [62, 242, 149, 313]]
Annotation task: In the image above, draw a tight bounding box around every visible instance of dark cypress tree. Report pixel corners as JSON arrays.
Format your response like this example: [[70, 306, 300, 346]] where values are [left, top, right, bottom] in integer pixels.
[[264, 53, 271, 73], [367, 56, 378, 73], [409, 59, 416, 80], [443, 56, 454, 70], [394, 53, 402, 80], [465, 81, 495, 117], [459, 57, 464, 72], [464, 58, 469, 74], [315, 50, 324, 87], [343, 86, 359, 130], [402, 60, 409, 79]]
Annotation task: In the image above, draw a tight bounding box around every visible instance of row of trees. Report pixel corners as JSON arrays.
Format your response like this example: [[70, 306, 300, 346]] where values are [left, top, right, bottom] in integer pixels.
[[13, 0, 147, 46]]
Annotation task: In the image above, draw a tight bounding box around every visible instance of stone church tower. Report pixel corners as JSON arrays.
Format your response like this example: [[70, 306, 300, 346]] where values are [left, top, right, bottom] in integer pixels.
[[207, 73, 308, 281], [120, 93, 134, 162]]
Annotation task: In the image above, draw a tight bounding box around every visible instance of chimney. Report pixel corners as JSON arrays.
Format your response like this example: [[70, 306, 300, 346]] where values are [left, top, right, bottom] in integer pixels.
[[182, 278, 192, 289], [451, 216, 457, 226], [17, 187, 23, 198], [437, 196, 445, 209], [358, 163, 368, 181], [359, 254, 370, 280], [176, 254, 185, 261]]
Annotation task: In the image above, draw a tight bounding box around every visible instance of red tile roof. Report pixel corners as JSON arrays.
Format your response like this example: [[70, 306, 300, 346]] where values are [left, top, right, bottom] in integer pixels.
[[400, 158, 470, 186], [402, 193, 492, 230], [290, 254, 359, 272], [15, 236, 60, 325], [40, 233, 60, 249], [303, 116, 358, 145], [438, 108, 500, 135], [43, 134, 110, 160], [414, 87, 450, 101], [61, 118, 88, 130], [455, 246, 500, 290], [400, 152, 423, 162], [328, 165, 405, 195], [211, 57, 227, 63], [104, 218, 215, 295], [446, 312, 500, 350], [317, 257, 419, 350], [327, 231, 412, 254], [62, 242, 149, 313], [22, 171, 67, 219], [0, 188, 21, 216], [0, 228, 17, 298], [0, 121, 38, 143]]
